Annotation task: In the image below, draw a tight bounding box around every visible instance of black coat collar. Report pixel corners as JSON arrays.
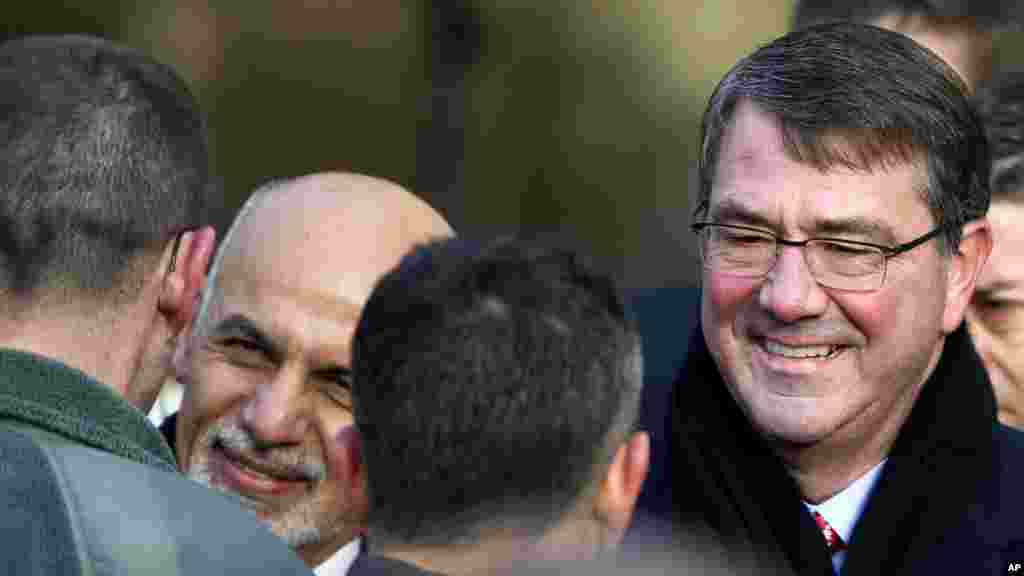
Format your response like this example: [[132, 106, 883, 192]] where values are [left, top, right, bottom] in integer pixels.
[[670, 323, 995, 575]]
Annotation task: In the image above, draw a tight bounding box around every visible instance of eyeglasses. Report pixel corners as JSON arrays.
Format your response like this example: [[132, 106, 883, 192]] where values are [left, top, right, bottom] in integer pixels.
[[691, 222, 945, 292], [166, 227, 198, 274]]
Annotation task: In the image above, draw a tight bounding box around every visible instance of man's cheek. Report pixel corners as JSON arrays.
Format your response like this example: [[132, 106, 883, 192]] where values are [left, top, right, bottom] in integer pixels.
[[327, 425, 362, 483], [328, 425, 369, 526], [704, 271, 755, 302]]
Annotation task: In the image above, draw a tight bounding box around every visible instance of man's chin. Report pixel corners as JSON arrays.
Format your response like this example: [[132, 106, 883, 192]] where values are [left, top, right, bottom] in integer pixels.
[[747, 402, 845, 448], [269, 517, 323, 550], [189, 446, 329, 553]]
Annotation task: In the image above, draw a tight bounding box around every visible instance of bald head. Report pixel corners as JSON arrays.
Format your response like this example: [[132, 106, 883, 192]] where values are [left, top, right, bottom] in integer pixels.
[[199, 172, 453, 332], [175, 171, 451, 567]]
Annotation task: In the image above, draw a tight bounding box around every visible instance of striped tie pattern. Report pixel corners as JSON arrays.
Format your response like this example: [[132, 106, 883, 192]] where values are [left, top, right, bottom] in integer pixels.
[[812, 511, 847, 553]]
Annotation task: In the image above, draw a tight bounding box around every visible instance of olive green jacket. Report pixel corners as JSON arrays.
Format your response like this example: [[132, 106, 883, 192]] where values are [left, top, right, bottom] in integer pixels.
[[0, 348, 312, 576]]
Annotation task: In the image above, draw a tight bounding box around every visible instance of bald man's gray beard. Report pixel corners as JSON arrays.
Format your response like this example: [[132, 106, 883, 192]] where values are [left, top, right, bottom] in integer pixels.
[[187, 419, 331, 549]]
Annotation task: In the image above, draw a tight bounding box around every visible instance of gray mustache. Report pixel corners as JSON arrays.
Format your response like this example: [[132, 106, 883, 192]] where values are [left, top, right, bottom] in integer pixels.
[[215, 424, 327, 482]]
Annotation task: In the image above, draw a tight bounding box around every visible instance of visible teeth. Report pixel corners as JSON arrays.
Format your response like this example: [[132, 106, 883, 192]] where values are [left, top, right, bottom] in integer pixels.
[[763, 340, 837, 359], [239, 462, 277, 481], [219, 446, 285, 482]]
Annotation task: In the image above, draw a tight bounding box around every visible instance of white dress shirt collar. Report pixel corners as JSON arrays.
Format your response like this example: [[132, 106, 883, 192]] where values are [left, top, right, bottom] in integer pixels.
[[315, 538, 362, 576], [804, 459, 886, 573]]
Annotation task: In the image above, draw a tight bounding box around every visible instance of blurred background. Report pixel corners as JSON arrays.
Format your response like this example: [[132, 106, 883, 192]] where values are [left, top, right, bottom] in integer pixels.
[[4, 1, 798, 291], [6, 2, 1023, 293]]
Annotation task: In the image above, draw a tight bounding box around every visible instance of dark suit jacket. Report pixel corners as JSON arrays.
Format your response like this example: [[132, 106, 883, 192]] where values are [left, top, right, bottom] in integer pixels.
[[626, 285, 701, 527], [347, 554, 445, 576], [628, 286, 1024, 576]]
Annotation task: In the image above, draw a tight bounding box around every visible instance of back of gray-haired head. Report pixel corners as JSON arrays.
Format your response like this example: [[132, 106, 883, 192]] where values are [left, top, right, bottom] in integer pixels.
[[0, 34, 209, 304]]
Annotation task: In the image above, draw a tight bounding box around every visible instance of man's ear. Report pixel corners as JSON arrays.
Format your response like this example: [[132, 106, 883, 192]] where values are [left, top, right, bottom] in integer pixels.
[[942, 219, 992, 333], [159, 226, 216, 336], [595, 431, 650, 546], [171, 330, 192, 386]]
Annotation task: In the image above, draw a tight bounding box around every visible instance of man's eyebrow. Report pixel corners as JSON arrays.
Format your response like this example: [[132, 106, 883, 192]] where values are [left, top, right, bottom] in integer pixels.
[[709, 198, 896, 242], [813, 217, 895, 243], [211, 314, 281, 358], [707, 199, 775, 229]]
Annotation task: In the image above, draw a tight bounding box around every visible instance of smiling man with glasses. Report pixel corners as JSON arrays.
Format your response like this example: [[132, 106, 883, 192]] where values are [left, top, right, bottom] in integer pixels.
[[629, 22, 1024, 576]]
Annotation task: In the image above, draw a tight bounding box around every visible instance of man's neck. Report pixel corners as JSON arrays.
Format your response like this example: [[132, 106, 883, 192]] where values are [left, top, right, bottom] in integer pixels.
[[373, 537, 530, 576], [0, 306, 157, 410], [783, 444, 888, 504]]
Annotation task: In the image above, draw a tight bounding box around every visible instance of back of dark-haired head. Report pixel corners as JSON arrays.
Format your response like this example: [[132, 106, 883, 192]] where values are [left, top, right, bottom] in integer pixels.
[[0, 35, 209, 303], [976, 69, 1024, 202], [352, 236, 642, 546], [698, 22, 990, 252], [791, 0, 1012, 31]]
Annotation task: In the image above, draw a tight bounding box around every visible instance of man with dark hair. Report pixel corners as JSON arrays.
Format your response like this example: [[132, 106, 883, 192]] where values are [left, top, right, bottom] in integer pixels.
[[347, 237, 651, 575], [0, 35, 310, 574], [791, 0, 1016, 90], [968, 70, 1024, 430], [636, 22, 1024, 575]]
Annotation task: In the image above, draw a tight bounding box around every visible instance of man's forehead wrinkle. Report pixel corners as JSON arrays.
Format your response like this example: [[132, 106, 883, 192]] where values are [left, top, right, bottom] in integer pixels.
[[720, 100, 784, 149], [272, 278, 364, 326], [708, 196, 777, 229], [713, 115, 929, 241], [714, 104, 785, 204], [216, 267, 363, 326], [720, 99, 929, 175]]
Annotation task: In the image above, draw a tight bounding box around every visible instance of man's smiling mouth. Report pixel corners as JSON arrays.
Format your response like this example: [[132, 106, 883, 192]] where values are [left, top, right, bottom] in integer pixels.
[[215, 440, 312, 485], [762, 340, 845, 360]]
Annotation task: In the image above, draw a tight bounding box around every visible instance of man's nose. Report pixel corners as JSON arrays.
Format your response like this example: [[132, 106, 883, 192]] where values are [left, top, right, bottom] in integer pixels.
[[758, 245, 829, 322], [240, 366, 312, 446]]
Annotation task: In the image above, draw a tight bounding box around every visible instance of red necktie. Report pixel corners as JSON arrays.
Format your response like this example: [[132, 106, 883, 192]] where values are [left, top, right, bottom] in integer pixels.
[[812, 511, 847, 553]]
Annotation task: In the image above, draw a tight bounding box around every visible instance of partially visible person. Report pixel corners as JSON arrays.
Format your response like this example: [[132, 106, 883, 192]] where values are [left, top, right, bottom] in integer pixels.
[[168, 172, 453, 574], [0, 34, 311, 574], [791, 0, 1015, 90], [347, 237, 655, 575], [969, 69, 1024, 429], [631, 1, 1008, 547]]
